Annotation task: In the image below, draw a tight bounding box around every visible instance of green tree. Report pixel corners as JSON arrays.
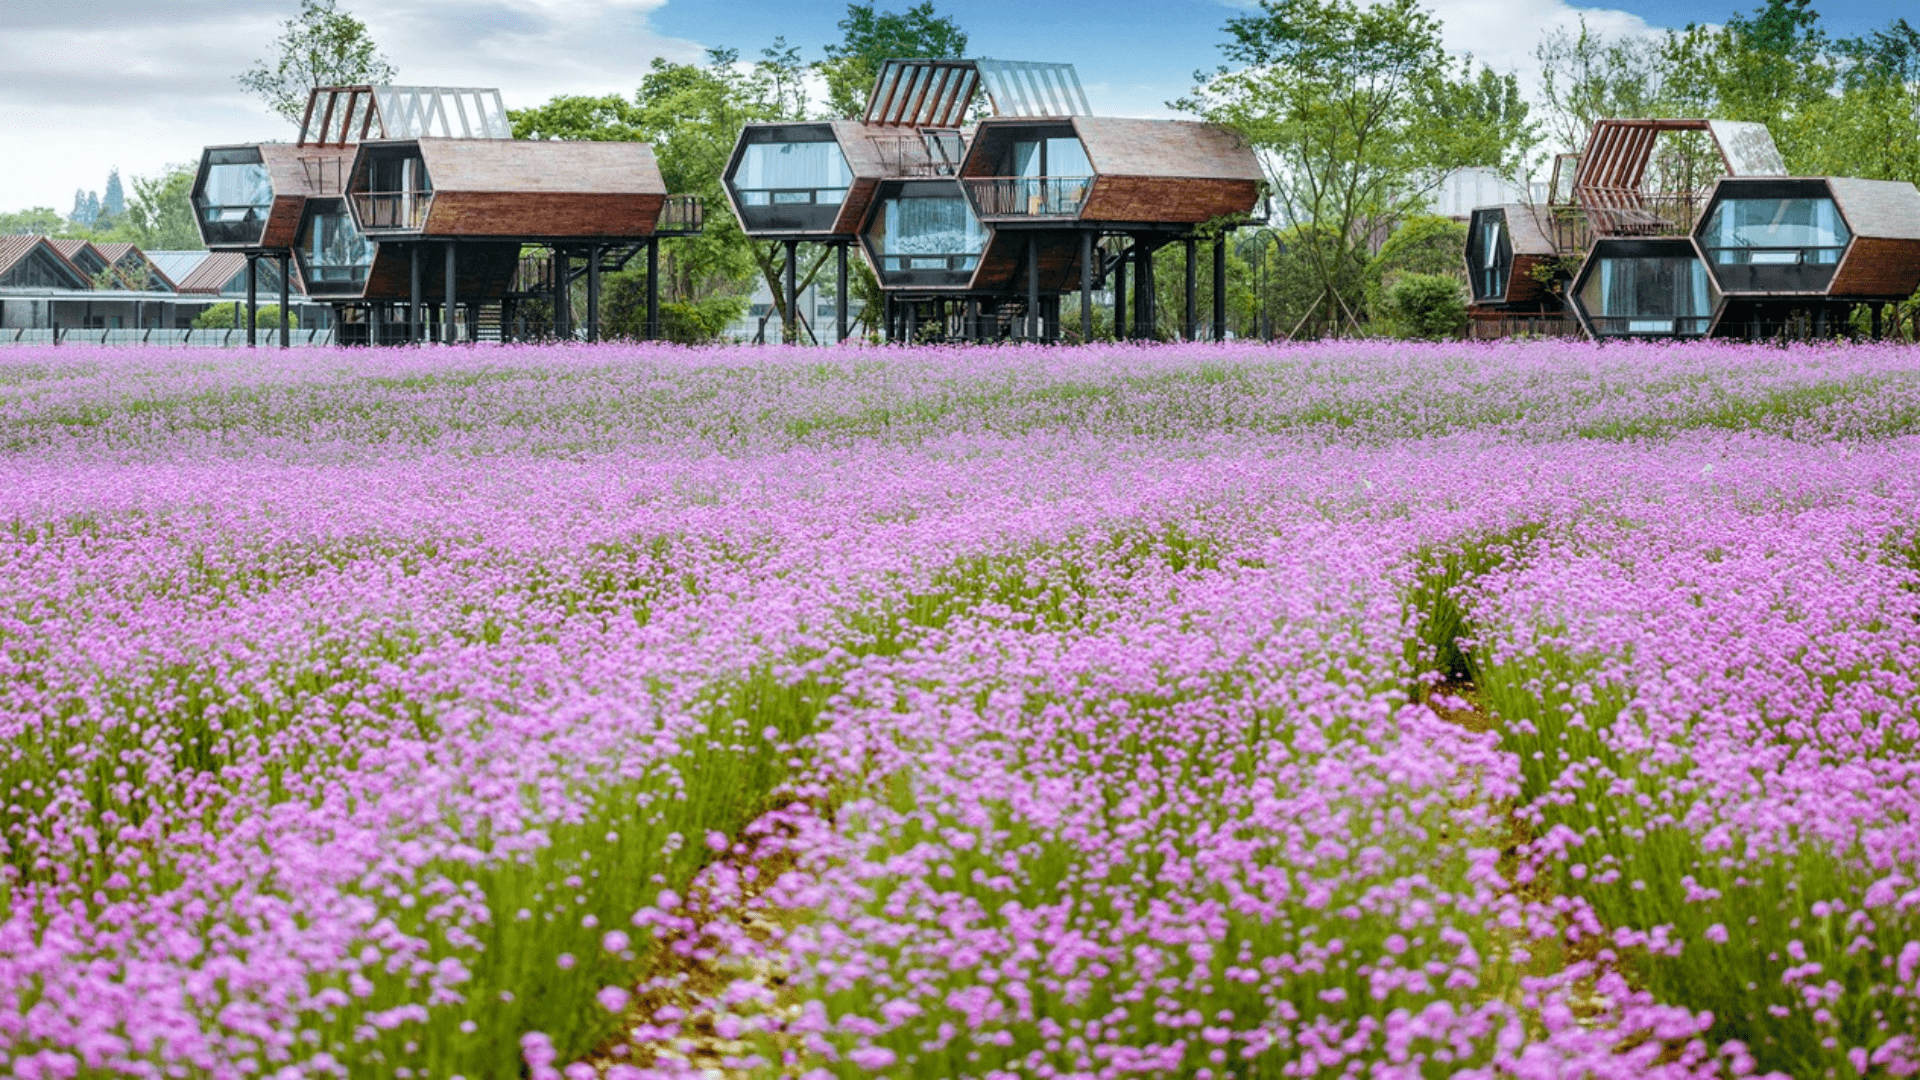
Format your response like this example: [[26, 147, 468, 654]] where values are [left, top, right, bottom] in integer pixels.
[[1364, 214, 1467, 325], [101, 169, 126, 222], [237, 0, 396, 126], [122, 164, 204, 251], [0, 207, 68, 235], [1789, 18, 1919, 184], [1183, 0, 1534, 337], [1533, 18, 1666, 153], [511, 48, 792, 341], [819, 2, 969, 119]]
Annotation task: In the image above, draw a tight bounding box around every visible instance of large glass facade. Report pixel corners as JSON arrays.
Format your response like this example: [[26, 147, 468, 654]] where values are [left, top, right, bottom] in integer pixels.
[[1702, 195, 1848, 265], [196, 148, 274, 246], [1698, 183, 1849, 294], [735, 141, 852, 206], [1579, 249, 1718, 336], [297, 201, 373, 294], [868, 186, 988, 278]]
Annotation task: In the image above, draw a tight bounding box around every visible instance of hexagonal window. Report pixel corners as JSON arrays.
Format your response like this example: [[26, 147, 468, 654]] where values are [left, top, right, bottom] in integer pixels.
[[1698, 180, 1849, 294], [295, 199, 374, 296], [351, 144, 434, 232], [863, 180, 988, 288], [1575, 239, 1719, 338], [1468, 208, 1511, 303], [728, 124, 852, 235], [194, 147, 274, 247]]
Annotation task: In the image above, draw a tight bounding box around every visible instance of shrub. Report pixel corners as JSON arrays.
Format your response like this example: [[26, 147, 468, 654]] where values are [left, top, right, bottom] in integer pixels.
[[192, 303, 297, 331], [1381, 273, 1466, 339]]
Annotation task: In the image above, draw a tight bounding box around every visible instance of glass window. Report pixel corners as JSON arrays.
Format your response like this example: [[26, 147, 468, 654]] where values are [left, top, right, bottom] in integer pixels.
[[737, 141, 851, 204], [1702, 196, 1849, 264], [301, 207, 373, 289], [1046, 136, 1091, 176], [871, 192, 987, 272], [1581, 255, 1715, 333], [201, 149, 272, 223], [1008, 136, 1090, 177]]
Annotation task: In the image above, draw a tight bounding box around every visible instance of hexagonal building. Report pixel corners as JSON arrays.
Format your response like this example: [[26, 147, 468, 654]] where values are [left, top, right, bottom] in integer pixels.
[[955, 115, 1263, 341], [195, 84, 704, 345], [1569, 237, 1721, 339], [1694, 175, 1920, 338]]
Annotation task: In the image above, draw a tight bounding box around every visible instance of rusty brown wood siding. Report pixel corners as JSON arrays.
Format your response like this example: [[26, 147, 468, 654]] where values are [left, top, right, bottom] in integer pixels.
[[361, 242, 521, 301], [254, 194, 305, 249], [968, 232, 1088, 293], [1504, 254, 1560, 307], [834, 178, 882, 237], [258, 144, 355, 249], [1081, 176, 1260, 225], [422, 192, 664, 238], [1829, 237, 1920, 298]]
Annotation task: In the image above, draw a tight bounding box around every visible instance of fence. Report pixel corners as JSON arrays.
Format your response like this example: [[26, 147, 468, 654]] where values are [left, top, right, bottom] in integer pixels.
[[3, 327, 339, 347]]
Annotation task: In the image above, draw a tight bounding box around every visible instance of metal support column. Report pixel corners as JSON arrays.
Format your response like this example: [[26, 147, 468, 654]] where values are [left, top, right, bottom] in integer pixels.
[[1079, 231, 1093, 343], [278, 253, 291, 348], [835, 241, 849, 344], [783, 239, 799, 344], [1112, 245, 1127, 340], [466, 302, 480, 343], [552, 248, 569, 340], [443, 243, 457, 345], [410, 245, 423, 343], [1026, 233, 1040, 341], [1130, 242, 1145, 340], [1212, 234, 1227, 342], [647, 238, 660, 340], [1183, 238, 1197, 341], [585, 244, 601, 343], [245, 254, 258, 347]]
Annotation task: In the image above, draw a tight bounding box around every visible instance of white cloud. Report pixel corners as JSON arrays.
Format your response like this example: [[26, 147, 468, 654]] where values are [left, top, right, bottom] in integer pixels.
[[0, 0, 704, 215]]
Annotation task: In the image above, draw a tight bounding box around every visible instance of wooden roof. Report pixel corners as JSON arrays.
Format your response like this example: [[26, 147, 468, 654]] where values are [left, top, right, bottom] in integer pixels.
[[409, 139, 665, 195], [1825, 176, 1921, 241], [0, 236, 89, 289], [1495, 204, 1557, 257], [1068, 117, 1262, 182]]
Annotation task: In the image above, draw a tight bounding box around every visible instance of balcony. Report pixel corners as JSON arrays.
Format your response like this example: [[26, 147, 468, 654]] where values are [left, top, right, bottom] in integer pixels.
[[656, 194, 704, 236], [964, 176, 1092, 220], [870, 131, 966, 177], [352, 190, 433, 232]]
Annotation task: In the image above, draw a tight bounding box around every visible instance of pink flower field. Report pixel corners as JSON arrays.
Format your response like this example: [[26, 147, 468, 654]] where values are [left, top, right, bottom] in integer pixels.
[[0, 339, 1914, 1079]]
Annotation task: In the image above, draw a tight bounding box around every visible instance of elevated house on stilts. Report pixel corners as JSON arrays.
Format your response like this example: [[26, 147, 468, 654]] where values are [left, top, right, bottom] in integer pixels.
[[193, 85, 704, 346], [723, 59, 1266, 343], [1466, 119, 1917, 342]]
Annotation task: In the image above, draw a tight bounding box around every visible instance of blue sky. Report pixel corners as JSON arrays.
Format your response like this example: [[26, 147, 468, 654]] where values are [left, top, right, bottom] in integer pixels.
[[0, 0, 1909, 216]]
